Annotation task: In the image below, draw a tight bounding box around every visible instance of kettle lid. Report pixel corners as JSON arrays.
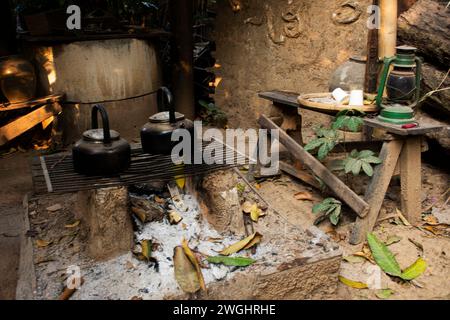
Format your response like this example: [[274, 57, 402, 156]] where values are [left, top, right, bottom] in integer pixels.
[[149, 111, 185, 123], [83, 129, 120, 142]]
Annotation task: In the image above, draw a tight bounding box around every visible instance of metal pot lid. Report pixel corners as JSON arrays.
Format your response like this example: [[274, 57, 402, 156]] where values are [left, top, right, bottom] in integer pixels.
[[82, 129, 120, 142], [149, 111, 185, 123]]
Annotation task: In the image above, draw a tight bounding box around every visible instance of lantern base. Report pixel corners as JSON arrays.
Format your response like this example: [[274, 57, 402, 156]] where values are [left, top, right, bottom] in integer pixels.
[[377, 105, 415, 125]]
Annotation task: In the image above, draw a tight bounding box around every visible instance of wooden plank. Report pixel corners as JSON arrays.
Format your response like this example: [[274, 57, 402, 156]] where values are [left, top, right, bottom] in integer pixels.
[[400, 136, 422, 225], [258, 91, 300, 108], [364, 117, 445, 136], [0, 94, 63, 112], [350, 139, 404, 244], [279, 161, 321, 189], [0, 103, 61, 146], [259, 114, 370, 218]]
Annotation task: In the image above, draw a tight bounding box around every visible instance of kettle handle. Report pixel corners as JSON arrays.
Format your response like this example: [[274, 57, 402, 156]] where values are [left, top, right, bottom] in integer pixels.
[[158, 86, 176, 123], [91, 104, 111, 143]]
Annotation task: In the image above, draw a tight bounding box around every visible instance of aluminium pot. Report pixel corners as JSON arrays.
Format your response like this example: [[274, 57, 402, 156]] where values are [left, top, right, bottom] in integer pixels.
[[72, 104, 131, 176], [140, 87, 194, 156]]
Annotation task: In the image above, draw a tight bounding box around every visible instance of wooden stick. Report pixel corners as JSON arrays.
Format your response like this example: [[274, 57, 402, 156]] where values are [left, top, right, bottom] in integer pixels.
[[364, 0, 380, 93], [258, 114, 370, 218], [350, 139, 404, 244]]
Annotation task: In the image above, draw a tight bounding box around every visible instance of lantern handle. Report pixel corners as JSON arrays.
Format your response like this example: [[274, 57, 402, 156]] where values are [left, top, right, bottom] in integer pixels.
[[376, 56, 396, 109]]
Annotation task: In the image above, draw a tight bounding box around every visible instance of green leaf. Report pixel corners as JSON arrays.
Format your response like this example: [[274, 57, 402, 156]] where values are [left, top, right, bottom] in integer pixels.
[[365, 156, 383, 164], [400, 257, 427, 280], [345, 157, 357, 174], [367, 233, 402, 277], [304, 138, 325, 151], [312, 203, 328, 214], [375, 289, 394, 299], [332, 116, 346, 130], [351, 159, 362, 175], [358, 150, 375, 158], [329, 205, 341, 225], [207, 255, 256, 267], [346, 117, 361, 132], [350, 149, 359, 158], [361, 161, 374, 177], [317, 143, 330, 160]]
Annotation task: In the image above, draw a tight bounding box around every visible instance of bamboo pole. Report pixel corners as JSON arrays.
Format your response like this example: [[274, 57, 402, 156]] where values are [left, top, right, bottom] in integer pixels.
[[378, 0, 398, 59]]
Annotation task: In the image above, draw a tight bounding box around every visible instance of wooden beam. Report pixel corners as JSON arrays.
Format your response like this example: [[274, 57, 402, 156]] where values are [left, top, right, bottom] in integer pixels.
[[279, 161, 321, 190], [400, 136, 422, 225], [259, 114, 370, 218], [0, 103, 61, 146], [350, 139, 404, 244]]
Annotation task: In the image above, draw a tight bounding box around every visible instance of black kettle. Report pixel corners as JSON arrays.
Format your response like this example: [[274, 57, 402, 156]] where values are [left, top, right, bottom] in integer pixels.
[[140, 87, 194, 156], [72, 104, 131, 176]]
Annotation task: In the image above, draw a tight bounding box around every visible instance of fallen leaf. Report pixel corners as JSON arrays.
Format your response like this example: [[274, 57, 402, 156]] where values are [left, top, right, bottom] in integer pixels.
[[65, 220, 80, 228], [241, 201, 253, 213], [219, 232, 262, 256], [46, 204, 62, 212], [400, 257, 427, 280], [396, 208, 411, 226], [375, 289, 394, 299], [132, 207, 148, 223], [385, 235, 402, 246], [423, 225, 443, 235], [207, 255, 256, 267], [294, 191, 313, 201], [58, 277, 84, 300], [126, 261, 136, 270], [343, 255, 366, 264], [131, 296, 143, 300], [367, 233, 402, 277], [154, 196, 165, 204], [168, 211, 183, 225], [254, 183, 261, 189], [423, 214, 439, 225], [36, 239, 53, 248], [141, 240, 152, 261], [250, 204, 264, 222], [173, 246, 201, 293], [338, 276, 367, 289], [182, 239, 206, 291]]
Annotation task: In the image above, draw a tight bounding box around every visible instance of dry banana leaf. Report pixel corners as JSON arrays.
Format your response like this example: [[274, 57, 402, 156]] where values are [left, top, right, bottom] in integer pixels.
[[182, 239, 206, 291], [338, 276, 367, 289], [173, 246, 201, 293], [219, 232, 262, 256], [207, 256, 255, 267]]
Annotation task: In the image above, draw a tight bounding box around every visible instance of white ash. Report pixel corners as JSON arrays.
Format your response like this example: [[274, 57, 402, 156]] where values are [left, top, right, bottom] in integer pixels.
[[72, 194, 274, 300]]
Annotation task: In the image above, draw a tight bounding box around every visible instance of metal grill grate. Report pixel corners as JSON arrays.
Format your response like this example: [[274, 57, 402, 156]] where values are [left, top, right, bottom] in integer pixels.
[[31, 141, 249, 195]]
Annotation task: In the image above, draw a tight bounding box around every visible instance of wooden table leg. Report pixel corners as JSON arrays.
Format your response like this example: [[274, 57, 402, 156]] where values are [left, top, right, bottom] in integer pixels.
[[400, 136, 422, 225], [350, 139, 404, 245]]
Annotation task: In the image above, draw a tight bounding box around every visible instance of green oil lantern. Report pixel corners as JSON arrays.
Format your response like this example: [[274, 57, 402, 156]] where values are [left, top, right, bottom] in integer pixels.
[[376, 45, 422, 124]]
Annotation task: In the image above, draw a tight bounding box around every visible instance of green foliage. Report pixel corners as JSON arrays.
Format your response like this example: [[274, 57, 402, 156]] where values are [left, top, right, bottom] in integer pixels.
[[332, 109, 365, 132], [304, 127, 339, 161], [312, 197, 342, 226], [199, 100, 228, 127], [341, 149, 382, 177]]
